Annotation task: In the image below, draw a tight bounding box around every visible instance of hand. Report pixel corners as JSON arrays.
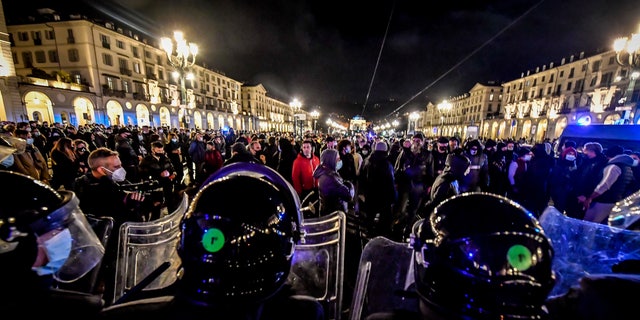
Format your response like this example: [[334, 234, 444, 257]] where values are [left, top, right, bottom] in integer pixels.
[[161, 170, 170, 177], [126, 191, 145, 203], [577, 195, 587, 203], [583, 197, 592, 211]]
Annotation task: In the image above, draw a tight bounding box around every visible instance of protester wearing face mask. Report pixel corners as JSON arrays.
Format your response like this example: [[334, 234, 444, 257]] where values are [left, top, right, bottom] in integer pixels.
[[139, 141, 178, 220], [71, 147, 145, 225], [13, 129, 51, 184], [549, 147, 579, 214], [393, 133, 431, 242], [460, 139, 489, 193], [313, 148, 354, 216], [507, 147, 531, 205]]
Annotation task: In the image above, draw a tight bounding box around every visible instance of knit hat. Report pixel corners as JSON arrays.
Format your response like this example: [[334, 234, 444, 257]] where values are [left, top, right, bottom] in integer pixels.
[[375, 141, 388, 152]]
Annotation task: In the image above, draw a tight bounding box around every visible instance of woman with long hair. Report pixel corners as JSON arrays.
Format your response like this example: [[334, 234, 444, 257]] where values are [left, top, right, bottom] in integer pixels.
[[50, 137, 80, 190]]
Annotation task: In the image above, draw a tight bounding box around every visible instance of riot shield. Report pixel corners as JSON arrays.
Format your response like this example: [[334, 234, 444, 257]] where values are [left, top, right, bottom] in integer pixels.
[[111, 193, 189, 305], [539, 205, 640, 297], [288, 210, 347, 320], [609, 189, 640, 230], [349, 236, 418, 320]]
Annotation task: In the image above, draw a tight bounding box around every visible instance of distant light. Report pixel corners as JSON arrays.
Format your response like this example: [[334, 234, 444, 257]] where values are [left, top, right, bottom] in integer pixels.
[[577, 115, 592, 126]]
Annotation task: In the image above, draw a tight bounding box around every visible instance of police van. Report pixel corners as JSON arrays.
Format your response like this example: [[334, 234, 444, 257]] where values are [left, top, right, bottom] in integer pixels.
[[554, 124, 640, 156]]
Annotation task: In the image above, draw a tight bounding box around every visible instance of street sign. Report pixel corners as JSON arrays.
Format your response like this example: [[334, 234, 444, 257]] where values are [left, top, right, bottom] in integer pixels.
[[295, 113, 307, 120]]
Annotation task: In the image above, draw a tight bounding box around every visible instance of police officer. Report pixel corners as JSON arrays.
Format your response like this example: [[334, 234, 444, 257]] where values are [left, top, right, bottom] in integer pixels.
[[100, 162, 324, 320], [0, 170, 106, 318], [363, 192, 557, 319]]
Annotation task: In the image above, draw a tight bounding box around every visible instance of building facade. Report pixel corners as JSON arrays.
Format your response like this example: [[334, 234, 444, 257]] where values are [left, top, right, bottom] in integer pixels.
[[0, 6, 312, 133], [419, 51, 634, 142]]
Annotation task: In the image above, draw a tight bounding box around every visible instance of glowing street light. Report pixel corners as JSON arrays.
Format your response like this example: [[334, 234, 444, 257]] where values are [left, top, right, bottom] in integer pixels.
[[161, 31, 198, 128], [613, 26, 640, 123], [310, 110, 320, 133], [409, 111, 420, 134], [290, 98, 302, 137]]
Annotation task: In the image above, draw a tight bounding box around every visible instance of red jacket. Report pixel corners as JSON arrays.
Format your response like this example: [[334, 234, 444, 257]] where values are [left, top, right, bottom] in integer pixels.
[[291, 152, 320, 196]]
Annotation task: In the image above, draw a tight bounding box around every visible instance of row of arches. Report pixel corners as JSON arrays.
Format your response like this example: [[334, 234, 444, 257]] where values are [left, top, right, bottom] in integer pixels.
[[434, 112, 621, 143], [22, 90, 246, 130]]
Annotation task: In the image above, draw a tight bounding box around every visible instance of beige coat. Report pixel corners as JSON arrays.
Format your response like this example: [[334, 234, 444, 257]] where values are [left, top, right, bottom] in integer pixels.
[[13, 146, 51, 183]]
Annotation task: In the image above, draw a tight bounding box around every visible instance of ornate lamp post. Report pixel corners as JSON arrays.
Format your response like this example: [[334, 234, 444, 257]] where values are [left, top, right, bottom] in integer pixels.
[[161, 31, 198, 128], [290, 98, 302, 136], [437, 99, 452, 135], [310, 110, 319, 133], [613, 27, 640, 124], [409, 111, 420, 135]]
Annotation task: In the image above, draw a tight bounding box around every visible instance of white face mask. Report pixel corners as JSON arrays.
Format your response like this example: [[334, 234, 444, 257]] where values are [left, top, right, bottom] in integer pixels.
[[336, 160, 343, 171], [523, 155, 532, 161], [633, 159, 639, 167], [1, 154, 14, 167], [565, 155, 576, 162], [32, 228, 72, 276], [102, 166, 127, 182]]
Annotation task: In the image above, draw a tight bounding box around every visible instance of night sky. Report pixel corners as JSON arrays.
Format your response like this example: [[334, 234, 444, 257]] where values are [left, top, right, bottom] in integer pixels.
[[6, 0, 640, 123]]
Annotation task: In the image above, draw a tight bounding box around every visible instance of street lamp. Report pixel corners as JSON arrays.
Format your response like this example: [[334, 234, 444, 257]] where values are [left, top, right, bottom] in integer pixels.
[[613, 28, 640, 123], [437, 100, 453, 135], [310, 110, 320, 133], [409, 112, 420, 135], [290, 98, 302, 137], [161, 31, 198, 128]]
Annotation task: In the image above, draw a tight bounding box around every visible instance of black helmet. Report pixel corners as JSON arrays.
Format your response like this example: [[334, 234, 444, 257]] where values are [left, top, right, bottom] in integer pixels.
[[0, 171, 104, 284], [412, 192, 555, 319], [179, 162, 302, 306]]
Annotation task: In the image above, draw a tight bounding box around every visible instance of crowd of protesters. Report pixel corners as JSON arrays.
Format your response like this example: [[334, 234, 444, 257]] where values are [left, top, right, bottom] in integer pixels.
[[2, 119, 640, 319], [1, 120, 640, 236]]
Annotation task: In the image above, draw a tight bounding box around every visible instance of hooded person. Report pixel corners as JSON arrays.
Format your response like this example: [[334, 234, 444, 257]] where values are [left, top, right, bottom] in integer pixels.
[[419, 149, 471, 223], [313, 148, 354, 216]]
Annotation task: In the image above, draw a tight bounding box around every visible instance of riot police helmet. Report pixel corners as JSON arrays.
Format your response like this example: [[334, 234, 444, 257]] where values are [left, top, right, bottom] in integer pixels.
[[178, 162, 302, 307], [0, 171, 105, 285], [412, 192, 556, 319]]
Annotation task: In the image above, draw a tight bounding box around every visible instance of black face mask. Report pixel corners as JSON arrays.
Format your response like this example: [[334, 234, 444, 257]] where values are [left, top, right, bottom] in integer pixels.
[[438, 146, 447, 152], [154, 152, 164, 157]]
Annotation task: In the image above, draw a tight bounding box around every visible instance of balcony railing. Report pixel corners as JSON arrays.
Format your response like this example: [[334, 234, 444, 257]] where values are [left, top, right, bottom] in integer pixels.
[[102, 86, 126, 98], [132, 92, 150, 101], [17, 75, 91, 92]]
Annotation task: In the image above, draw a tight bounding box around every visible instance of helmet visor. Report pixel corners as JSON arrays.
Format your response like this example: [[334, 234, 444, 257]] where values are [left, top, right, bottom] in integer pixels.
[[416, 232, 555, 317], [431, 232, 552, 281], [31, 193, 105, 283]]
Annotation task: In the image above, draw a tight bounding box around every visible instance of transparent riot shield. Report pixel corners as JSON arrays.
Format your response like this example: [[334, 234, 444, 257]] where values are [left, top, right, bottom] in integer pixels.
[[349, 236, 418, 320], [288, 210, 346, 320], [111, 193, 189, 305], [609, 189, 640, 230], [539, 205, 640, 297]]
